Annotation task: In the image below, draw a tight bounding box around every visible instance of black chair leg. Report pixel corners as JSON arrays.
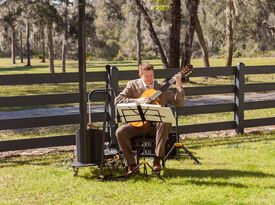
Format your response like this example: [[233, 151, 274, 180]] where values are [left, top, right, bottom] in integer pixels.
[[162, 158, 165, 168]]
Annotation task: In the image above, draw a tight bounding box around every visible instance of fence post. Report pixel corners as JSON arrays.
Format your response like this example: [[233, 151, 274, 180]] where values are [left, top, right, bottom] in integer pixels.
[[108, 66, 119, 148], [234, 62, 245, 134]]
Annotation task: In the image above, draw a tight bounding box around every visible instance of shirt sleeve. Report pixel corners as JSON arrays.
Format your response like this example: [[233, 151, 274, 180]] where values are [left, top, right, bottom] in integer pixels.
[[115, 81, 138, 104], [165, 86, 185, 107]]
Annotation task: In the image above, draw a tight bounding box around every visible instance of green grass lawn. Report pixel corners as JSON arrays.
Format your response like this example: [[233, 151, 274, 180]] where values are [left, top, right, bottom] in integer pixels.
[[0, 57, 274, 204], [0, 133, 274, 205]]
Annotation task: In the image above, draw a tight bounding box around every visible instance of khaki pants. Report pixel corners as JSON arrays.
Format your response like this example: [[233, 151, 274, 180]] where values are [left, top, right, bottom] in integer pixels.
[[116, 122, 171, 166]]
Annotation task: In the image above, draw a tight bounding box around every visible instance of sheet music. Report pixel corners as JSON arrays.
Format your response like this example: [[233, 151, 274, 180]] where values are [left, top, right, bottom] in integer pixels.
[[117, 102, 161, 108], [117, 103, 175, 124]]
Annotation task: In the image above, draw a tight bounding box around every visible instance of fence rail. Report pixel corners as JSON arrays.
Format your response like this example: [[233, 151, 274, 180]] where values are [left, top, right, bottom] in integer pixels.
[[0, 63, 274, 152]]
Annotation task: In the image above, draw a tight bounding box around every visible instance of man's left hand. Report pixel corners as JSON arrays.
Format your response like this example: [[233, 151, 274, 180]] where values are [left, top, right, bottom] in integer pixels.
[[174, 73, 183, 88]]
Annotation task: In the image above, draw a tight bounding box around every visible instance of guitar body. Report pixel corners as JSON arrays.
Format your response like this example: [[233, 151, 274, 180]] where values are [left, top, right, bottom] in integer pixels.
[[129, 89, 160, 128], [140, 89, 161, 105]]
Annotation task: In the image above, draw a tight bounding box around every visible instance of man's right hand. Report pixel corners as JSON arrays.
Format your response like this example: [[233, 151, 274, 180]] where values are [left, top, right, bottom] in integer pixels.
[[135, 97, 151, 104]]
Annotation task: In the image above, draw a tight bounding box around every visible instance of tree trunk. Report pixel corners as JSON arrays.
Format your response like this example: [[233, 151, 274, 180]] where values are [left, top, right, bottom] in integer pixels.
[[168, 0, 181, 69], [226, 0, 234, 67], [11, 27, 16, 64], [61, 0, 69, 73], [134, 0, 169, 68], [26, 21, 31, 67], [41, 26, 46, 63], [136, 12, 142, 65], [181, 0, 199, 67], [20, 28, 23, 63], [195, 15, 210, 67], [61, 35, 67, 73], [47, 23, 55, 73]]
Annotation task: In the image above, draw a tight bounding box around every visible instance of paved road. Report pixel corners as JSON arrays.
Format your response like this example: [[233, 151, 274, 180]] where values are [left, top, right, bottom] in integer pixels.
[[1, 92, 275, 119]]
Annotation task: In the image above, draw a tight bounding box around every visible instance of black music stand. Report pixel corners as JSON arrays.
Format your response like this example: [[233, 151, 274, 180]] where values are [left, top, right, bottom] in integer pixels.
[[117, 103, 176, 178], [164, 106, 200, 164]]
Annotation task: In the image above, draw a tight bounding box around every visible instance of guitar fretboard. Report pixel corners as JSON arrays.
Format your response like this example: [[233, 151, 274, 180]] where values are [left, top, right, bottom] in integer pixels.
[[160, 78, 176, 93], [150, 78, 176, 101], [150, 65, 192, 102]]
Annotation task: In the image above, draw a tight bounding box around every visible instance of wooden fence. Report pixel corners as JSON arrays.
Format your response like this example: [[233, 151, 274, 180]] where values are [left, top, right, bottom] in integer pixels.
[[0, 63, 275, 152]]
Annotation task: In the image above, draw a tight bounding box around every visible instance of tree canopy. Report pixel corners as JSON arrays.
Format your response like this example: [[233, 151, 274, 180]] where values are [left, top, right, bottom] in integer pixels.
[[0, 0, 274, 70]]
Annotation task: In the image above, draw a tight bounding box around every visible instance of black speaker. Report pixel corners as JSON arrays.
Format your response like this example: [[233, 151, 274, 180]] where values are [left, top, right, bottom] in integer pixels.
[[75, 128, 103, 164]]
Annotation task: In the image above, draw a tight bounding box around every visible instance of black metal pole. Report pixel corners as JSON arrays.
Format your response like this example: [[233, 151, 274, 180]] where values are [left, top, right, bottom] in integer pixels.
[[78, 0, 88, 162]]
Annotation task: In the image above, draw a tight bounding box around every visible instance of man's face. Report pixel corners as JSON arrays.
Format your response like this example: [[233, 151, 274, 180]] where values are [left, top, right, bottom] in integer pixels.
[[139, 69, 154, 86]]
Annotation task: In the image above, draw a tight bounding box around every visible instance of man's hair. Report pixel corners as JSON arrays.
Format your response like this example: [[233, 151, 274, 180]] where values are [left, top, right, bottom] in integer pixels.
[[138, 63, 154, 71]]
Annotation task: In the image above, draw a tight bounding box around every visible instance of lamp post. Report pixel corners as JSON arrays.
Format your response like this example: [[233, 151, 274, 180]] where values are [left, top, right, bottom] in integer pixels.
[[77, 0, 88, 162]]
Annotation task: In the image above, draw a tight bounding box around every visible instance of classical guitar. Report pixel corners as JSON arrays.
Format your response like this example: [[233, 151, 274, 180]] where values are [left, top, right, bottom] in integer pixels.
[[130, 64, 193, 127]]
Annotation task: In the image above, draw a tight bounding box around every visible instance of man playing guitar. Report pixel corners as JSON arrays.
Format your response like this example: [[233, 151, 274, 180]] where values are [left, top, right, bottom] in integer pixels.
[[115, 62, 190, 175]]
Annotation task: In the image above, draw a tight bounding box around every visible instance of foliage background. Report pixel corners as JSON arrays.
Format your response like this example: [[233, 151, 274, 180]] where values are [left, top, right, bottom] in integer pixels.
[[0, 0, 274, 61]]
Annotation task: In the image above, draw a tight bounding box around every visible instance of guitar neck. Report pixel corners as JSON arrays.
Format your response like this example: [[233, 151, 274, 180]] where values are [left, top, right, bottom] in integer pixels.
[[149, 65, 192, 102], [160, 78, 176, 93], [150, 78, 175, 101]]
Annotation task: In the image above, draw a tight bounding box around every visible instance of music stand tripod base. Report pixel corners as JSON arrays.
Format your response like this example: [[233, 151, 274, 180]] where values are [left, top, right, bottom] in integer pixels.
[[164, 142, 200, 165]]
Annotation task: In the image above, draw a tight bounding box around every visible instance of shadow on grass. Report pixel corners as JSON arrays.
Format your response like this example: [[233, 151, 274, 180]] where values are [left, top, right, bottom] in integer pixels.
[[163, 168, 275, 179], [162, 168, 275, 188], [0, 153, 69, 168], [73, 167, 275, 184], [0, 158, 51, 168], [184, 180, 248, 188], [0, 65, 48, 73], [90, 61, 137, 65], [74, 167, 130, 181]]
